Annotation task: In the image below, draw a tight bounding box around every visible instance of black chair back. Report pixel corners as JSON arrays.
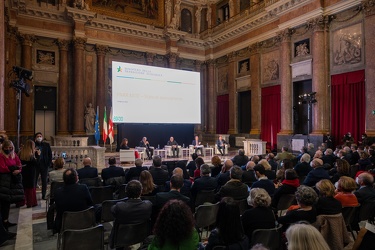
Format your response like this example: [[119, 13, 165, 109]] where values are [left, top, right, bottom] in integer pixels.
[[141, 195, 156, 204], [117, 184, 127, 199], [89, 186, 114, 205], [60, 224, 104, 250], [195, 202, 220, 238], [110, 220, 151, 249], [79, 177, 102, 187], [61, 206, 96, 231], [359, 200, 375, 221], [195, 189, 216, 207], [277, 194, 296, 216], [251, 224, 282, 250], [342, 205, 360, 239], [101, 199, 125, 223]]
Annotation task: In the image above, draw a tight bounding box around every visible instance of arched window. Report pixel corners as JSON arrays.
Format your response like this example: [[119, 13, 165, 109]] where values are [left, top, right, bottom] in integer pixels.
[[181, 9, 192, 33]]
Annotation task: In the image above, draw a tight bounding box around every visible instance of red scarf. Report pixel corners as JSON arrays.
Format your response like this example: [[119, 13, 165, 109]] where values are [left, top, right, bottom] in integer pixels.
[[282, 178, 300, 188]]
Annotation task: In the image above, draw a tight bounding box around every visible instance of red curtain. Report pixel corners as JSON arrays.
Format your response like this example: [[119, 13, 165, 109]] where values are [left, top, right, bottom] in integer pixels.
[[331, 70, 365, 147], [216, 94, 229, 134], [261, 85, 281, 151]]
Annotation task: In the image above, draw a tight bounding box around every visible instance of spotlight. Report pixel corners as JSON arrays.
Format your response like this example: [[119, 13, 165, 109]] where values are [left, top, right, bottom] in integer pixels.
[[13, 66, 33, 80], [311, 99, 317, 104]]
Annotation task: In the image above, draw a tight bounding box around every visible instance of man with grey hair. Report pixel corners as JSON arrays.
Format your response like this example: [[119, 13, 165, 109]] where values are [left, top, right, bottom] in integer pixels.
[[321, 148, 336, 167], [231, 149, 249, 167], [216, 159, 233, 188], [302, 158, 329, 186], [191, 164, 218, 198], [216, 166, 249, 200], [125, 158, 147, 183], [242, 161, 257, 183], [294, 153, 312, 177], [354, 172, 375, 203]]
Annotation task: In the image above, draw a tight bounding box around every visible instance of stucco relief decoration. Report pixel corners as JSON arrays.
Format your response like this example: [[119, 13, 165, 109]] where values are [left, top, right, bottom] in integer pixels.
[[218, 66, 228, 92], [36, 50, 55, 65], [294, 39, 310, 57], [87, 0, 164, 27], [262, 50, 279, 83], [333, 23, 362, 66]]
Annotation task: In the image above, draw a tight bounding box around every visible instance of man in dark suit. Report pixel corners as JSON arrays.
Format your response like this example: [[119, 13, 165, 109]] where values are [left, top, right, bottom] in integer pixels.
[[302, 158, 329, 187], [231, 149, 249, 167], [34, 132, 52, 200], [76, 157, 98, 180], [266, 153, 278, 172], [101, 157, 125, 185], [111, 180, 152, 225], [216, 135, 227, 156], [167, 136, 179, 158], [165, 167, 192, 197], [191, 164, 218, 198], [216, 166, 249, 201], [321, 148, 336, 168], [242, 161, 257, 184], [251, 164, 275, 196], [54, 168, 93, 233], [139, 136, 154, 160], [354, 172, 375, 203], [216, 159, 233, 189], [192, 135, 203, 155], [154, 175, 190, 210], [125, 158, 147, 183], [149, 155, 169, 186]]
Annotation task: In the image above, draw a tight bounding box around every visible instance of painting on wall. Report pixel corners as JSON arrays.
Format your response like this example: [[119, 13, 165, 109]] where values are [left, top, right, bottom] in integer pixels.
[[262, 50, 279, 84], [332, 22, 362, 70], [87, 0, 164, 27], [217, 65, 228, 93]]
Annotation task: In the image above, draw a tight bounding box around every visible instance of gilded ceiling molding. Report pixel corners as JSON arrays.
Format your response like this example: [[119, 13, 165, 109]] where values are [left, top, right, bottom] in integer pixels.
[[55, 39, 70, 51], [362, 0, 375, 16]]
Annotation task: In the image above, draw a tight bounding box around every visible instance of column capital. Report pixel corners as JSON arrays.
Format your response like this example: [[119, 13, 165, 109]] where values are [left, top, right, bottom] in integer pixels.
[[95, 44, 108, 56], [249, 42, 262, 54], [362, 0, 375, 17], [167, 52, 179, 64], [7, 26, 19, 40], [194, 60, 203, 71], [73, 36, 87, 50], [55, 39, 70, 51], [146, 52, 156, 64], [19, 33, 36, 46], [307, 16, 329, 32], [204, 59, 215, 67], [227, 51, 236, 62], [276, 28, 294, 43]]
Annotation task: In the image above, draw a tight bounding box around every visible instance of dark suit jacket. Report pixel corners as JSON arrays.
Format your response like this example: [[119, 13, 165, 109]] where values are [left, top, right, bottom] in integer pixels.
[[54, 183, 93, 232], [149, 167, 169, 186], [242, 170, 257, 184], [35, 141, 52, 169], [294, 162, 312, 177], [191, 176, 218, 197], [216, 180, 249, 201], [354, 186, 375, 204], [231, 155, 249, 167], [111, 198, 152, 224], [165, 179, 192, 197], [77, 165, 98, 179], [251, 179, 275, 196], [192, 140, 202, 147], [101, 165, 125, 183], [322, 154, 336, 167], [216, 171, 230, 188], [154, 190, 190, 210], [139, 140, 151, 149], [303, 167, 329, 187], [125, 166, 148, 183]]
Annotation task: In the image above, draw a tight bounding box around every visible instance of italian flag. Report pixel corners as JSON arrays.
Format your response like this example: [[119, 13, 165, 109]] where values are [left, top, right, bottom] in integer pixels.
[[103, 106, 108, 144], [108, 107, 114, 144]]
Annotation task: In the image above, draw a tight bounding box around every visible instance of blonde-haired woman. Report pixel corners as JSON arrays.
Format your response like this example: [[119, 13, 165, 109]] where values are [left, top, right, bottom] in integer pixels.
[[334, 176, 359, 207], [259, 159, 276, 180], [18, 139, 40, 208], [0, 140, 23, 229], [315, 179, 341, 215], [241, 188, 275, 241], [286, 223, 330, 250]]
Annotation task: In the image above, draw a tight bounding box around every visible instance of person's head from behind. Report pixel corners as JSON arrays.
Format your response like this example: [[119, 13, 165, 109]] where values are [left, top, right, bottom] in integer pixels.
[[83, 157, 92, 166], [54, 157, 65, 170], [230, 166, 243, 180], [281, 159, 294, 170], [200, 164, 211, 176], [108, 157, 116, 166], [282, 146, 289, 152], [211, 155, 221, 167], [357, 172, 374, 187], [246, 161, 256, 171], [195, 157, 205, 168], [315, 179, 335, 197], [266, 153, 274, 161], [285, 169, 298, 180], [139, 170, 154, 194], [170, 174, 184, 190], [300, 153, 311, 163], [223, 159, 233, 171], [286, 223, 330, 250], [259, 159, 271, 171], [337, 176, 357, 193], [63, 168, 78, 185], [336, 159, 350, 175], [153, 155, 162, 167], [248, 188, 271, 207], [310, 158, 323, 169], [324, 148, 333, 156], [135, 158, 143, 167], [216, 197, 244, 244], [191, 153, 198, 161], [153, 199, 194, 248], [295, 185, 317, 207], [172, 167, 183, 177], [253, 164, 266, 179], [238, 148, 245, 156], [126, 180, 142, 199]]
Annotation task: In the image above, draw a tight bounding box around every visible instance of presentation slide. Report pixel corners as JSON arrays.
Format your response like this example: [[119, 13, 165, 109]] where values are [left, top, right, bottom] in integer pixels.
[[112, 61, 201, 124]]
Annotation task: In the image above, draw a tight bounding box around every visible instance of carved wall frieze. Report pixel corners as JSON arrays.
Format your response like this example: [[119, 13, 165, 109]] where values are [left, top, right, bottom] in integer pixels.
[[19, 34, 36, 46], [72, 37, 87, 50], [227, 52, 236, 62], [146, 52, 156, 64], [65, 6, 95, 23], [266, 0, 312, 17], [276, 28, 294, 43], [55, 39, 70, 51], [167, 53, 179, 63], [7, 26, 19, 39], [362, 0, 375, 16], [306, 16, 329, 32]]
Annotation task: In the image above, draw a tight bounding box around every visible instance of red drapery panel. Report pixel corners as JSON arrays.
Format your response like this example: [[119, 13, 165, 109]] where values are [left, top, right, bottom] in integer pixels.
[[261, 85, 281, 151], [216, 94, 229, 134], [331, 70, 365, 147]]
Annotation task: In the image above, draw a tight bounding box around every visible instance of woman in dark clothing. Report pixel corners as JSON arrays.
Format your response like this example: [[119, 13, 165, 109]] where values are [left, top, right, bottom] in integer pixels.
[[210, 156, 222, 177], [271, 169, 300, 209], [277, 185, 317, 231], [119, 138, 130, 149], [242, 188, 276, 241], [18, 140, 40, 208], [330, 159, 350, 184], [205, 197, 249, 250], [315, 179, 342, 215]]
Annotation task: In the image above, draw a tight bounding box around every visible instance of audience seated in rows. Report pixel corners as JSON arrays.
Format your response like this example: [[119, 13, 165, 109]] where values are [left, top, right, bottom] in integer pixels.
[[165, 167, 191, 198], [272, 169, 300, 209], [191, 164, 218, 198], [49, 157, 65, 182], [266, 153, 278, 172], [216, 166, 249, 201], [285, 223, 330, 250], [231, 149, 249, 168], [101, 157, 125, 186], [321, 148, 336, 167], [193, 157, 205, 179], [149, 156, 169, 186], [354, 172, 375, 203], [125, 158, 147, 183], [216, 159, 233, 189], [294, 153, 312, 178], [77, 157, 98, 179], [139, 170, 158, 196], [187, 153, 198, 177], [259, 159, 276, 180], [275, 146, 295, 162], [330, 159, 350, 184], [210, 156, 222, 177], [275, 159, 293, 183], [303, 159, 329, 187], [251, 164, 275, 196], [315, 179, 342, 215], [334, 176, 359, 207], [242, 161, 257, 184]]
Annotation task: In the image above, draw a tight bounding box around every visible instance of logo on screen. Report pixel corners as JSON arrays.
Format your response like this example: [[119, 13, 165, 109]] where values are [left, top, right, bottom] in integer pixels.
[[113, 116, 124, 122], [117, 66, 122, 72]]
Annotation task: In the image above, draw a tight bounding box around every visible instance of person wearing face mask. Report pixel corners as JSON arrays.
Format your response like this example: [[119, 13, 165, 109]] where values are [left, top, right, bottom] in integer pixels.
[[342, 132, 354, 147], [302, 158, 330, 187], [0, 140, 24, 232], [34, 132, 52, 200]]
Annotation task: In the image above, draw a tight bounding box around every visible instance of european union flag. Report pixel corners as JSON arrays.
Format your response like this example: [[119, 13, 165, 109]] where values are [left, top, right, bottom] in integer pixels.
[[94, 106, 100, 145]]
